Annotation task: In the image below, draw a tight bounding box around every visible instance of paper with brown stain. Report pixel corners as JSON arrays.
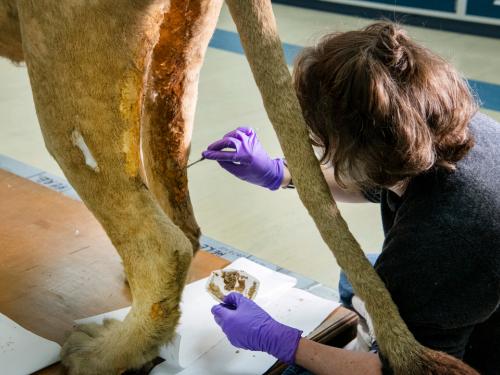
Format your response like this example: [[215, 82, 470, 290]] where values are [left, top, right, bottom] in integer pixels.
[[205, 269, 260, 303]]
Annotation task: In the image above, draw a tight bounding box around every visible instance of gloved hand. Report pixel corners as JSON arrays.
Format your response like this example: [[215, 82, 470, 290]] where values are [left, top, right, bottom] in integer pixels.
[[202, 127, 284, 190], [211, 292, 302, 364]]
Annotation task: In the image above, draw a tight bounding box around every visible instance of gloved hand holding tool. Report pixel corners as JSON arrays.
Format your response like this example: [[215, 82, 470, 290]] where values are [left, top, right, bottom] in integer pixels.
[[211, 292, 303, 364], [202, 127, 285, 190]]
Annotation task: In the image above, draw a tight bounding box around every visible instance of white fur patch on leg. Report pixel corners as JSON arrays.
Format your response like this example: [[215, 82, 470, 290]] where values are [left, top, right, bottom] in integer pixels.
[[71, 129, 99, 171]]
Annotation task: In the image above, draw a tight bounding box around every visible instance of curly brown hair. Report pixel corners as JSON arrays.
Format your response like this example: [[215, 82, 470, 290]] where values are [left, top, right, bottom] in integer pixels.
[[293, 21, 478, 189]]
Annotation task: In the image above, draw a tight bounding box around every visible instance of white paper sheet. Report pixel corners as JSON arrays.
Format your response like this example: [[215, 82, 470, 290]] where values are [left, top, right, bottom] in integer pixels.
[[151, 288, 339, 375], [0, 312, 61, 375], [161, 258, 297, 367]]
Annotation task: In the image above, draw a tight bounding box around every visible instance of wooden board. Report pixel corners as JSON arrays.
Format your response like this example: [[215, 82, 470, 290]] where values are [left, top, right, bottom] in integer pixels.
[[0, 169, 228, 374], [0, 169, 356, 374]]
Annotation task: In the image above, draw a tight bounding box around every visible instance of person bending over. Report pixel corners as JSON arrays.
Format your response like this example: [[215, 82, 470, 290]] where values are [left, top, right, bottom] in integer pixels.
[[202, 22, 500, 375]]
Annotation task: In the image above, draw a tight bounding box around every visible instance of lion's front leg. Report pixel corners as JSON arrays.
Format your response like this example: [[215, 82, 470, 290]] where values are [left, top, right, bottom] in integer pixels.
[[60, 215, 192, 375]]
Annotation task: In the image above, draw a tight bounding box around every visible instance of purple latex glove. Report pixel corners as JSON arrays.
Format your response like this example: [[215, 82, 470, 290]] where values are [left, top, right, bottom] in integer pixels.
[[211, 292, 302, 364], [202, 127, 284, 190]]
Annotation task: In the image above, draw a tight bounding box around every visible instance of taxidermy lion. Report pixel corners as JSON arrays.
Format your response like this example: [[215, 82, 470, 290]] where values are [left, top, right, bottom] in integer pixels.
[[0, 0, 478, 374]]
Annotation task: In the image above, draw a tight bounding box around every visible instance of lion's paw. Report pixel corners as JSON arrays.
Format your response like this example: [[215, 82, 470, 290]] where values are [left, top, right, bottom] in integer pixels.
[[61, 319, 155, 375]]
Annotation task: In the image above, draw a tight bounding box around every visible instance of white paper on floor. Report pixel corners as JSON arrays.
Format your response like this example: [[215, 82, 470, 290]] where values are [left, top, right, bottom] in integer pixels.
[[76, 258, 340, 375], [0, 312, 61, 375]]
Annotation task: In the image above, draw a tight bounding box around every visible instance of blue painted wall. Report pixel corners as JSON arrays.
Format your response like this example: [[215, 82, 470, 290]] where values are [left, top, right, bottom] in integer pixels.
[[362, 0, 455, 13], [467, 0, 500, 18]]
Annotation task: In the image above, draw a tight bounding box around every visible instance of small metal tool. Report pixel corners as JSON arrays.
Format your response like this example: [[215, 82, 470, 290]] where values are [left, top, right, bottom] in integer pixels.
[[186, 156, 205, 169]]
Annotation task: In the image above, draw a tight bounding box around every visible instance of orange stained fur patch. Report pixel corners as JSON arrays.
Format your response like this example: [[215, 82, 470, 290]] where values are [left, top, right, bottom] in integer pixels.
[[150, 302, 166, 320], [143, 1, 204, 205]]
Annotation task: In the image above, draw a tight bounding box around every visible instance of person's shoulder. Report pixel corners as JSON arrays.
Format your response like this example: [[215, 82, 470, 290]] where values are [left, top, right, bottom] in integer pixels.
[[469, 111, 500, 134], [465, 112, 500, 167], [374, 112, 500, 326], [439, 112, 500, 224], [397, 112, 500, 231]]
